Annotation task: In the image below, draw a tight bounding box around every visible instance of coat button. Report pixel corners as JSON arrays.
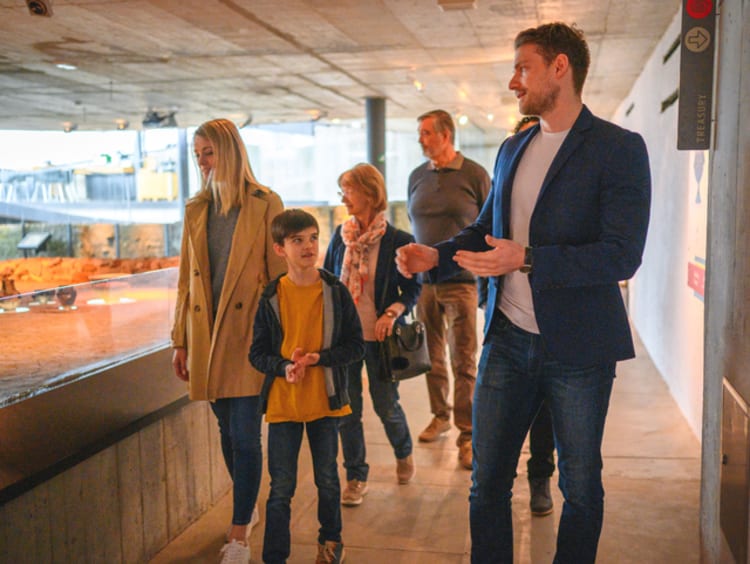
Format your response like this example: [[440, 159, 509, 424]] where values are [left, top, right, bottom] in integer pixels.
[[194, 305, 201, 312], [193, 269, 200, 276], [235, 302, 243, 310]]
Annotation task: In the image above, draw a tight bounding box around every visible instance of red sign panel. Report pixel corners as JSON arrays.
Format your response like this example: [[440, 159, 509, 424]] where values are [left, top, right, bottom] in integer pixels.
[[686, 0, 712, 19], [688, 262, 705, 297]]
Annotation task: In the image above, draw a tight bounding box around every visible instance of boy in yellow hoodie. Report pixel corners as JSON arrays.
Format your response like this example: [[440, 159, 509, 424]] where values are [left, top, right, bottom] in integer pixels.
[[250, 209, 364, 564]]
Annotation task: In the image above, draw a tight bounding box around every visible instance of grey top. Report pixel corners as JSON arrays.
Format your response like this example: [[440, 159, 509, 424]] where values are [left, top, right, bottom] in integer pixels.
[[407, 152, 490, 282], [207, 200, 240, 318]]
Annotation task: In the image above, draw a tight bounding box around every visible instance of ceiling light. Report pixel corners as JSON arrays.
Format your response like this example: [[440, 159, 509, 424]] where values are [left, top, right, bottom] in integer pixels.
[[413, 79, 424, 92], [437, 0, 476, 11], [62, 121, 77, 133], [55, 63, 77, 71], [115, 119, 129, 130], [305, 109, 327, 122], [486, 113, 494, 122], [458, 114, 469, 126]]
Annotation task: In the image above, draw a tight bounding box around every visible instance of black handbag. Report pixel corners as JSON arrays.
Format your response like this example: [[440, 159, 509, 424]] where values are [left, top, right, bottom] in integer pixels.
[[376, 235, 431, 382], [382, 318, 431, 381]]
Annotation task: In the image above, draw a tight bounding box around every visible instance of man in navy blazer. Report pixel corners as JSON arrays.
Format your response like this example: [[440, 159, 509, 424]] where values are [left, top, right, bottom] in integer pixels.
[[396, 22, 651, 564]]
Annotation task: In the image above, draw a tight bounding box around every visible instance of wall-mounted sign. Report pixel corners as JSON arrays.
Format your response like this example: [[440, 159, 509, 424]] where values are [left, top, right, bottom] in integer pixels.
[[688, 257, 706, 299], [677, 0, 716, 150]]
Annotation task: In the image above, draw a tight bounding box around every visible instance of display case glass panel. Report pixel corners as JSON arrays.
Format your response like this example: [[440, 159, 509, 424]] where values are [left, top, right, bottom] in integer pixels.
[[0, 268, 178, 409]]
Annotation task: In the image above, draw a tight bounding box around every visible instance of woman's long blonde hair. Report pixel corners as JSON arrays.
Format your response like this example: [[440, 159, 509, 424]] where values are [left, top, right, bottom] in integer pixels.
[[194, 118, 262, 215]]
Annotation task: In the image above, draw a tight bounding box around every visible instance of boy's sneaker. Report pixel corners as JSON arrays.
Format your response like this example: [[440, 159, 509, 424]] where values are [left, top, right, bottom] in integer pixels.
[[219, 539, 250, 564], [315, 540, 346, 563], [342, 480, 368, 506]]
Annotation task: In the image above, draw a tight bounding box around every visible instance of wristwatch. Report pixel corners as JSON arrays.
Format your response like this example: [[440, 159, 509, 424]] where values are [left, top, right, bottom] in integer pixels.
[[520, 246, 533, 274]]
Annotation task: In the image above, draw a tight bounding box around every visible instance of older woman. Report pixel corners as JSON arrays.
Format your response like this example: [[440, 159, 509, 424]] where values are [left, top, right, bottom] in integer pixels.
[[324, 163, 421, 507], [171, 118, 285, 564]]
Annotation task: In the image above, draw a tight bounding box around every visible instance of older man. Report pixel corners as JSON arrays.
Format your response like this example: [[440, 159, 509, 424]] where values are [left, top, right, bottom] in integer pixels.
[[407, 109, 490, 470]]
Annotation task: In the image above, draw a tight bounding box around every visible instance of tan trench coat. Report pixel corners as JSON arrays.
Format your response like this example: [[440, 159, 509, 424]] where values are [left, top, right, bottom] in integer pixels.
[[170, 186, 286, 400]]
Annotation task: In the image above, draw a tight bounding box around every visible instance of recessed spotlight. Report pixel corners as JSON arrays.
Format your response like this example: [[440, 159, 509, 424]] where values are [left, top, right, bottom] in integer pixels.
[[62, 121, 77, 133], [458, 114, 469, 126], [55, 63, 77, 71], [115, 119, 129, 130]]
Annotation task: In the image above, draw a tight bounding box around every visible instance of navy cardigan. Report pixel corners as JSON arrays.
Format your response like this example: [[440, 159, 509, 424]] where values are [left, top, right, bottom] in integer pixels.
[[323, 222, 422, 324]]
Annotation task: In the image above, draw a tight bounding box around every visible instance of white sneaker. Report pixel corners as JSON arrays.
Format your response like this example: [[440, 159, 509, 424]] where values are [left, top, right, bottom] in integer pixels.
[[219, 539, 250, 564]]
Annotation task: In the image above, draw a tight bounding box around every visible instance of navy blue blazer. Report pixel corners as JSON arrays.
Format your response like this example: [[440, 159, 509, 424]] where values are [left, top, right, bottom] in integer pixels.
[[324, 222, 421, 321], [432, 106, 651, 366]]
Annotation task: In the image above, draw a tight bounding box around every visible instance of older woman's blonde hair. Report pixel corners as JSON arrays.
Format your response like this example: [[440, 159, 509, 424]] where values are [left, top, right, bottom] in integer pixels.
[[194, 118, 264, 215], [337, 163, 387, 213]]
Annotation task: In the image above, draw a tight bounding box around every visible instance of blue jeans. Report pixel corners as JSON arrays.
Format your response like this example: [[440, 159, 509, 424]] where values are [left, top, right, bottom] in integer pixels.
[[263, 417, 342, 563], [528, 399, 556, 479], [338, 341, 413, 481], [470, 311, 614, 564], [210, 396, 263, 526]]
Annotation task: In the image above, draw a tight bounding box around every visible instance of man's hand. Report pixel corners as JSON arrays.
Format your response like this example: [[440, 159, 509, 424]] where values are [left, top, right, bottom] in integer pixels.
[[395, 243, 439, 279], [453, 235, 525, 277], [172, 347, 189, 381]]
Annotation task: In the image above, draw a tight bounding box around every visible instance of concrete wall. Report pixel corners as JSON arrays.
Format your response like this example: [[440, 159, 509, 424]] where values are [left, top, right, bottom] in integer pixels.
[[612, 10, 705, 440], [0, 401, 230, 563], [702, 0, 750, 561]]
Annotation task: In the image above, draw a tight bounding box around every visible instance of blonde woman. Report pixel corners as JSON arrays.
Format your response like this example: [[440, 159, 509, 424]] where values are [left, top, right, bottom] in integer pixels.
[[324, 163, 421, 506], [171, 118, 285, 564]]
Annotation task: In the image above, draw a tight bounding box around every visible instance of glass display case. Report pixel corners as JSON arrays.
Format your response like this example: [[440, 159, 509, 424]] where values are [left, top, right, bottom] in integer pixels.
[[0, 268, 177, 408], [0, 268, 187, 502]]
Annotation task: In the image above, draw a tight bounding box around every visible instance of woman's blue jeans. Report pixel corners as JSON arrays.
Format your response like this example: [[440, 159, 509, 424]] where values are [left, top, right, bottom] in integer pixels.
[[210, 395, 263, 526], [470, 312, 614, 564], [338, 340, 413, 481], [263, 417, 342, 564]]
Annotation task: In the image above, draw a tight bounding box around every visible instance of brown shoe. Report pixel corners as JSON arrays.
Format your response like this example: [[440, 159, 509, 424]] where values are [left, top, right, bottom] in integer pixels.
[[315, 540, 346, 563], [342, 479, 368, 506], [396, 454, 416, 484], [418, 417, 451, 442], [458, 442, 473, 470]]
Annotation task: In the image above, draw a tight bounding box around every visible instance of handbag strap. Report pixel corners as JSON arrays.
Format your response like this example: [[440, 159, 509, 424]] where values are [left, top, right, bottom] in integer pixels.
[[378, 230, 393, 316]]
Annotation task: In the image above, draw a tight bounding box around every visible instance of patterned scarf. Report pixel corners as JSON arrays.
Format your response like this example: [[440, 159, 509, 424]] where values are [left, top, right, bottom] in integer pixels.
[[340, 212, 387, 304]]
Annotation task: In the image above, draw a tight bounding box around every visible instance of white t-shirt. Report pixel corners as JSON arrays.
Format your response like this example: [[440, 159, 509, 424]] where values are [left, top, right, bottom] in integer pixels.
[[499, 128, 569, 334]]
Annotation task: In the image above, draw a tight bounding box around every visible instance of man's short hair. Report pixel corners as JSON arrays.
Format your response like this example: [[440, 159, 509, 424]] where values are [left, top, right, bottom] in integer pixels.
[[271, 209, 319, 245], [514, 22, 590, 96], [417, 109, 456, 144]]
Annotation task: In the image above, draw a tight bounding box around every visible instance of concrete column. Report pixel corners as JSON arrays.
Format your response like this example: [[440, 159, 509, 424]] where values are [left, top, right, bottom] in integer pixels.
[[702, 1, 750, 561], [176, 129, 190, 222], [366, 97, 386, 179]]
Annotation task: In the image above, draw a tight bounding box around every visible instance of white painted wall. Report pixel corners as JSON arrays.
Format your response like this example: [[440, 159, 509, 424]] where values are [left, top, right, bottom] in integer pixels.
[[611, 10, 705, 440]]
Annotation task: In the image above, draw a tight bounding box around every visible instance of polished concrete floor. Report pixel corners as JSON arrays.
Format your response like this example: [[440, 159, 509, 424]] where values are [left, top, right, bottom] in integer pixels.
[[150, 329, 701, 564]]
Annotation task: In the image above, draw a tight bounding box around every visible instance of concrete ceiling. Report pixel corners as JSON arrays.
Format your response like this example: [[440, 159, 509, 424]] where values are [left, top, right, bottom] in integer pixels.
[[0, 0, 680, 134]]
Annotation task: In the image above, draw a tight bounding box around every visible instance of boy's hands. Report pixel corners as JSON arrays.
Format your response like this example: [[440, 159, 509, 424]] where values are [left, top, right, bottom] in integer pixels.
[[285, 347, 320, 383]]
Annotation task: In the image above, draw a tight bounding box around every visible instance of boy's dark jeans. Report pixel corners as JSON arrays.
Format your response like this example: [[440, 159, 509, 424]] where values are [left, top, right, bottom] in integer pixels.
[[263, 417, 342, 563]]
